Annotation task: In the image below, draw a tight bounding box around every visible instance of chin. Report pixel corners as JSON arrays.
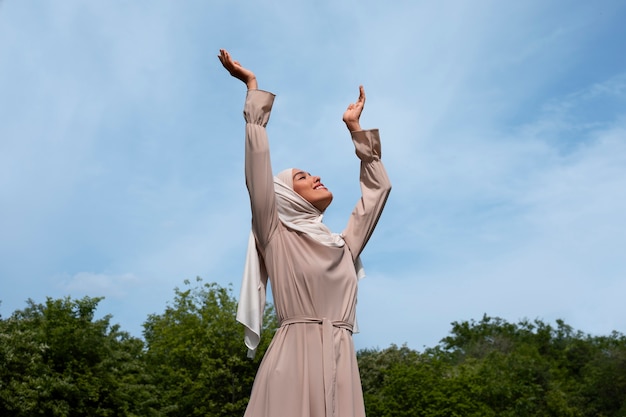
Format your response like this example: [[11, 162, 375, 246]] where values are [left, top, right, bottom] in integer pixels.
[[318, 194, 333, 212]]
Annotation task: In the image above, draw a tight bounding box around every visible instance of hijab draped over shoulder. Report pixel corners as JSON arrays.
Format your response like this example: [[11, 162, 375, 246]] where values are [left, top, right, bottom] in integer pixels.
[[237, 169, 364, 357]]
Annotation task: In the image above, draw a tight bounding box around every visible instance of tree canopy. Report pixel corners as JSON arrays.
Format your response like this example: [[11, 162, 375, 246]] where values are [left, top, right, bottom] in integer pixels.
[[142, 278, 277, 416], [0, 296, 151, 416], [2, 281, 625, 416], [359, 315, 626, 417]]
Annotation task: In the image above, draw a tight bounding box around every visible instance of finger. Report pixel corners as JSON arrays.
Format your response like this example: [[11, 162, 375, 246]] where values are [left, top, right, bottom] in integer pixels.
[[359, 85, 366, 104], [219, 50, 230, 64]]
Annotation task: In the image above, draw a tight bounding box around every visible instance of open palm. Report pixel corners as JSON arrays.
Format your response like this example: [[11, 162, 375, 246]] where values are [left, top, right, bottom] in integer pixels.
[[218, 49, 257, 89], [343, 85, 365, 131]]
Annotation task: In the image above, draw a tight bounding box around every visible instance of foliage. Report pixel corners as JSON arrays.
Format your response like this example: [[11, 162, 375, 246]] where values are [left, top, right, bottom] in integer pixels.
[[358, 344, 493, 417], [2, 284, 625, 416], [142, 277, 277, 417], [358, 315, 626, 417], [0, 296, 156, 416]]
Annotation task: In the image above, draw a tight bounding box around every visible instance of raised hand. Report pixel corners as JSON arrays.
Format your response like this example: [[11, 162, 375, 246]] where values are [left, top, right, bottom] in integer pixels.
[[342, 85, 365, 132], [217, 49, 258, 90]]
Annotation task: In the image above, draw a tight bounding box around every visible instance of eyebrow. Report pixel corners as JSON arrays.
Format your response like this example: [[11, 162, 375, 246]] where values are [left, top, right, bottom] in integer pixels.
[[292, 171, 307, 179]]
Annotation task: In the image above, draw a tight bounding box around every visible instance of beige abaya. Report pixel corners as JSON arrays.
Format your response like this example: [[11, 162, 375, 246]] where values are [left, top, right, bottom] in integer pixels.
[[241, 89, 391, 417]]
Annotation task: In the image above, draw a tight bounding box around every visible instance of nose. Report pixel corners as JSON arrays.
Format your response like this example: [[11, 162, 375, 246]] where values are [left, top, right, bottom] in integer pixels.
[[313, 175, 321, 183]]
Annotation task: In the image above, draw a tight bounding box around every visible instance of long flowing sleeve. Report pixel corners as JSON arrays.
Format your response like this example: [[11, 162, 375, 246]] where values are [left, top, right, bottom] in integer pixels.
[[342, 129, 392, 261], [243, 89, 279, 247], [237, 89, 277, 358]]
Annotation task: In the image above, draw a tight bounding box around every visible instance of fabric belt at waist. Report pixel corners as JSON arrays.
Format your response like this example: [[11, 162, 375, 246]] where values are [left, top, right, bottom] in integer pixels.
[[280, 316, 354, 417]]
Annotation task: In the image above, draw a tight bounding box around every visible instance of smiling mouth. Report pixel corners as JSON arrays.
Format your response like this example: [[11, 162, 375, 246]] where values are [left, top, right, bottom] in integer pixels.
[[314, 184, 326, 190]]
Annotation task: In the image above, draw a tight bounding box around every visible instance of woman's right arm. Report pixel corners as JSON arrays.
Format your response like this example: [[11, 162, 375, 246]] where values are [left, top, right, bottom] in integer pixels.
[[244, 90, 280, 247], [218, 49, 279, 247]]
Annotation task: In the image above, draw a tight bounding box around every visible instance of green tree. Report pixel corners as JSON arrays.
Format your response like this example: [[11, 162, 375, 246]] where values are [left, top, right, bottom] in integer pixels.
[[358, 344, 492, 417], [359, 316, 626, 417], [577, 331, 626, 416], [0, 296, 156, 416], [440, 315, 626, 416], [142, 278, 277, 417]]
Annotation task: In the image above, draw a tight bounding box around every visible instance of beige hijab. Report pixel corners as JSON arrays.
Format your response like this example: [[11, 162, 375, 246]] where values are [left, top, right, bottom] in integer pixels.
[[237, 169, 364, 357]]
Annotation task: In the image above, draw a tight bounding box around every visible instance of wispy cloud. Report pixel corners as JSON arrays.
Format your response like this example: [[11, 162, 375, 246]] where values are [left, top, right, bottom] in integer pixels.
[[355, 72, 626, 349], [1, 1, 625, 348]]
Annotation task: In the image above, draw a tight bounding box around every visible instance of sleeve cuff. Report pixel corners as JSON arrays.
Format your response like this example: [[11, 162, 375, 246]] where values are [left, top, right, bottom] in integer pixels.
[[243, 90, 276, 126], [351, 129, 381, 161]]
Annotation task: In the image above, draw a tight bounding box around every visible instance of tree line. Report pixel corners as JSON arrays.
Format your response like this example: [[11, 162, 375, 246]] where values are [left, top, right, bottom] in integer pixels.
[[1, 278, 625, 416]]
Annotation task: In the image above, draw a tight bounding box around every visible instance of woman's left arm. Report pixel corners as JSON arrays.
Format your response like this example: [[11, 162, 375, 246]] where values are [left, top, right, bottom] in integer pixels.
[[341, 87, 392, 260]]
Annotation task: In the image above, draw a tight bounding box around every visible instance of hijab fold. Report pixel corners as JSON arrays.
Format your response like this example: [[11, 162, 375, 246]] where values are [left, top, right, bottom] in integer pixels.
[[237, 170, 364, 358]]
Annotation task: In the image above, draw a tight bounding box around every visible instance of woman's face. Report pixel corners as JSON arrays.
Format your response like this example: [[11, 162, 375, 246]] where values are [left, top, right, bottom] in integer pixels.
[[291, 168, 333, 212]]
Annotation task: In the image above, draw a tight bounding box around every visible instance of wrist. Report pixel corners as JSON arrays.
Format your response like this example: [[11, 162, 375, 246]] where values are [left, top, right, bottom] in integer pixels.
[[345, 121, 361, 132], [246, 76, 258, 90]]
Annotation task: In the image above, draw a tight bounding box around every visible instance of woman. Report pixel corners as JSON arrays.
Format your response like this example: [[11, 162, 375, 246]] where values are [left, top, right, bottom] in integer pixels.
[[218, 49, 391, 417]]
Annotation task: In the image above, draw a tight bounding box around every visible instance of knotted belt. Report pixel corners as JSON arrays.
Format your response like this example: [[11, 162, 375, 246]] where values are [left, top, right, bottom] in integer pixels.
[[280, 316, 354, 417]]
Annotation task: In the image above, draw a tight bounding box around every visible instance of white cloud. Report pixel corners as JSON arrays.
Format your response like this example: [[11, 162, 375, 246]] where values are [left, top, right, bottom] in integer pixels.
[[59, 271, 140, 297]]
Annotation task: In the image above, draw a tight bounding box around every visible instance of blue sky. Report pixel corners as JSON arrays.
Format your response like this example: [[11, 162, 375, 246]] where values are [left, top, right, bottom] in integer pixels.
[[1, 0, 625, 351]]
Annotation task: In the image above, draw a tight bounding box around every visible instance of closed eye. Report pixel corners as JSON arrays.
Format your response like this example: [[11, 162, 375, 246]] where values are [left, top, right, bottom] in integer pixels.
[[293, 170, 308, 181]]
